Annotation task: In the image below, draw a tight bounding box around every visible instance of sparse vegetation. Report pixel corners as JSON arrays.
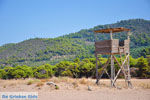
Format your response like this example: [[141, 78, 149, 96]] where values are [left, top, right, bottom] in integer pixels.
[[3, 85, 6, 88], [79, 78, 87, 84], [55, 85, 59, 90], [72, 81, 79, 88], [140, 83, 150, 89], [40, 79, 49, 82], [36, 82, 44, 87], [27, 79, 41, 85], [27, 80, 34, 85], [0, 78, 149, 100]]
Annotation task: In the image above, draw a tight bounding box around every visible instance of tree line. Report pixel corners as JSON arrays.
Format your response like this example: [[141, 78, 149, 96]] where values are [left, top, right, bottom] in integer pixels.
[[0, 56, 150, 79]]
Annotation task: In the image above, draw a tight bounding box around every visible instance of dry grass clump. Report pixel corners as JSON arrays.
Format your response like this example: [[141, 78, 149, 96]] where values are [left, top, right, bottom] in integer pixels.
[[27, 80, 34, 85], [50, 77, 96, 86], [139, 83, 150, 89], [1, 79, 28, 86], [33, 79, 41, 82], [78, 78, 95, 86], [26, 79, 47, 87], [3, 85, 6, 88], [115, 82, 127, 88], [50, 77, 74, 83], [26, 79, 46, 87], [79, 78, 87, 84], [40, 79, 50, 82], [72, 81, 79, 88], [59, 77, 74, 83], [131, 79, 150, 89], [9, 83, 17, 87], [27, 79, 41, 85], [99, 83, 108, 87], [56, 77, 69, 83], [50, 77, 60, 83], [36, 82, 44, 87], [108, 79, 150, 89]]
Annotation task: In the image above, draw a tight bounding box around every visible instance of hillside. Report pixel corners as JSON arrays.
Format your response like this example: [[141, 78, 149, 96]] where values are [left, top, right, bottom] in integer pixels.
[[0, 38, 95, 66], [63, 19, 150, 47], [0, 19, 150, 66]]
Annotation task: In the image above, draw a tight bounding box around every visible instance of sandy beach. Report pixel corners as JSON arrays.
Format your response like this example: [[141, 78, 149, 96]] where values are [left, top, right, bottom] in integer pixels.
[[0, 78, 150, 100]]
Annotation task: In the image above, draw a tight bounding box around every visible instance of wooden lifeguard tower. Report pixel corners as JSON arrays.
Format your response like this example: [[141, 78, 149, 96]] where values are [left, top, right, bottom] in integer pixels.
[[94, 27, 132, 88]]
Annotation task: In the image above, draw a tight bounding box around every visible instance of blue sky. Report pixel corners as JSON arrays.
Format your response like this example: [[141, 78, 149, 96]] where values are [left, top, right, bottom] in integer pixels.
[[0, 0, 150, 46]]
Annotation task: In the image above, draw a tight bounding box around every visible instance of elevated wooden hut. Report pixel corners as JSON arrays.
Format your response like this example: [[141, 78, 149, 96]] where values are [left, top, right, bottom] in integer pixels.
[[94, 27, 132, 88]]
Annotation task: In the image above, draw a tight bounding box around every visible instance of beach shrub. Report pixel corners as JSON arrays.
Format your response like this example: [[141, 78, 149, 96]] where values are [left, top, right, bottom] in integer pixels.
[[3, 66, 14, 79], [70, 63, 80, 78], [78, 58, 95, 78], [12, 65, 33, 79], [0, 69, 6, 79], [33, 64, 54, 78], [55, 61, 73, 77], [137, 57, 150, 78]]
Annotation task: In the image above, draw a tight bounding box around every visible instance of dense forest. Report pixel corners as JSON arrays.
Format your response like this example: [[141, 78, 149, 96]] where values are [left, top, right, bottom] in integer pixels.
[[0, 19, 150, 67]]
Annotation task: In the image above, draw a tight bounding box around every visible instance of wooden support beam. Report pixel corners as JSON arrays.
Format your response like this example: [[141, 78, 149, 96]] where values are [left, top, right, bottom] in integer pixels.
[[110, 31, 113, 40], [114, 55, 129, 76], [111, 55, 115, 87], [96, 56, 110, 84], [112, 55, 129, 85], [112, 69, 121, 86], [104, 69, 111, 79], [96, 55, 99, 84], [127, 54, 132, 88], [104, 68, 116, 88], [97, 56, 116, 87]]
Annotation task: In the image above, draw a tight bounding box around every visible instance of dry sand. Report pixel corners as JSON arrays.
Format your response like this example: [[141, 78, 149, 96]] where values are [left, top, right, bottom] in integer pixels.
[[0, 78, 150, 100]]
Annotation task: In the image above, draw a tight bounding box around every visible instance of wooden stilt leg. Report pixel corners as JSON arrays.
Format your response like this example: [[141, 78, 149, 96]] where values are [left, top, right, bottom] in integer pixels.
[[111, 55, 115, 87], [96, 55, 99, 84], [112, 69, 121, 86], [127, 54, 132, 88], [97, 56, 113, 81], [96, 56, 110, 85]]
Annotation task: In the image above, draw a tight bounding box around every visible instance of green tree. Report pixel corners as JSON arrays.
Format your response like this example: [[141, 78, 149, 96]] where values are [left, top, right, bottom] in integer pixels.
[[55, 61, 73, 77], [3, 66, 14, 79], [79, 58, 95, 78], [74, 57, 80, 63], [0, 69, 6, 79], [12, 69, 26, 79], [33, 64, 54, 78], [70, 63, 80, 78], [137, 57, 150, 78]]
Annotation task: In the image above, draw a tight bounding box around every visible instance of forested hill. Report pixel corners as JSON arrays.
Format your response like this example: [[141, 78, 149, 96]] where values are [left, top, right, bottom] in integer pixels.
[[0, 19, 150, 66], [63, 19, 150, 47]]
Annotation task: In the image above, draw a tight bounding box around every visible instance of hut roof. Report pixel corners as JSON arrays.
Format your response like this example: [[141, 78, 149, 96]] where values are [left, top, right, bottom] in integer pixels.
[[94, 27, 130, 33]]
